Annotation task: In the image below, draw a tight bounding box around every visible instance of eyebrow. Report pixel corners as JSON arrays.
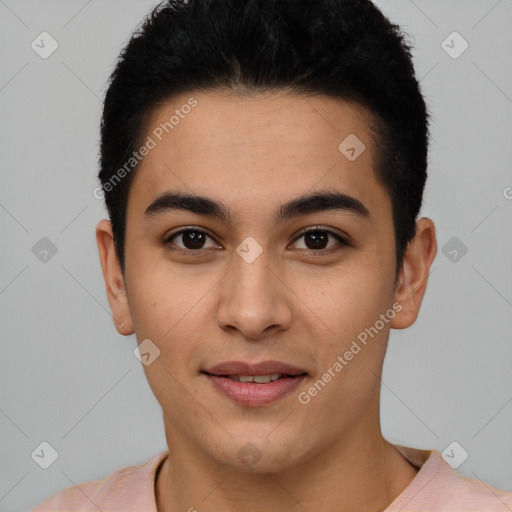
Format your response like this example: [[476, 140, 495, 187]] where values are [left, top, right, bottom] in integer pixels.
[[144, 190, 370, 224]]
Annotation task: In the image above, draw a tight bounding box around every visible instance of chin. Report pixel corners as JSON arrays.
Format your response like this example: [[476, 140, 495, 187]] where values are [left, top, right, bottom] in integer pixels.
[[209, 433, 310, 474]]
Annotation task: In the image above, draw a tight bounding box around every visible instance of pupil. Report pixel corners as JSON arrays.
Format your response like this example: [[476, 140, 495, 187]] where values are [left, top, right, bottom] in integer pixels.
[[184, 230, 205, 249], [305, 230, 327, 250]]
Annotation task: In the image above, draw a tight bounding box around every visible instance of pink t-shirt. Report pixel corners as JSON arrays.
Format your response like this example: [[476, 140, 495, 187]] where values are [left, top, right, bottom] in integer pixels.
[[31, 445, 512, 511]]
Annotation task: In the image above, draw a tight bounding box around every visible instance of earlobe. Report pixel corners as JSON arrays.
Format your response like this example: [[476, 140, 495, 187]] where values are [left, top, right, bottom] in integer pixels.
[[390, 217, 437, 330], [95, 219, 134, 336]]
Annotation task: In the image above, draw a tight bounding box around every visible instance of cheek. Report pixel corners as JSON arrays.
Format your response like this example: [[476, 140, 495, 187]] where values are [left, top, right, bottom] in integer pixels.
[[125, 253, 210, 334], [298, 256, 394, 344], [125, 259, 218, 376]]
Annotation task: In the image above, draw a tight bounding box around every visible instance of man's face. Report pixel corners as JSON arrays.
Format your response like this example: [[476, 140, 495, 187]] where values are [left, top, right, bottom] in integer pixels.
[[122, 91, 400, 471]]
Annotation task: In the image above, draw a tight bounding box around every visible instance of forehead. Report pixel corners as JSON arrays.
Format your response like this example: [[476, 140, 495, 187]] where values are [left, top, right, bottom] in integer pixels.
[[127, 90, 389, 223]]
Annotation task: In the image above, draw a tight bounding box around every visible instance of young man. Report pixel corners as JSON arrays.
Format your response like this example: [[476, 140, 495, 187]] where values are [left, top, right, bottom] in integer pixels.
[[32, 0, 512, 510]]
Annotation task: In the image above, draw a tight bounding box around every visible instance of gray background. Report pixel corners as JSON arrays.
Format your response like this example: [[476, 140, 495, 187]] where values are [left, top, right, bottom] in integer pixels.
[[1, 0, 511, 510]]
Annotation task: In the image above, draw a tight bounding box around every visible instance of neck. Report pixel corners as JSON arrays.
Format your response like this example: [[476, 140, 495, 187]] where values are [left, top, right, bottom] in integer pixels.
[[155, 413, 418, 512]]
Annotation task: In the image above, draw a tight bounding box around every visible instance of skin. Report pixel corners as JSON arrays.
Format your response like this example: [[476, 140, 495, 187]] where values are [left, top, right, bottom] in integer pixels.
[[96, 90, 437, 512]]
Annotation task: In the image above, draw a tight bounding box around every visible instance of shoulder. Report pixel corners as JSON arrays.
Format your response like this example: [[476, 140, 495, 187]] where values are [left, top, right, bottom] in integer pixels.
[[437, 468, 512, 510], [30, 451, 168, 512], [391, 445, 512, 511]]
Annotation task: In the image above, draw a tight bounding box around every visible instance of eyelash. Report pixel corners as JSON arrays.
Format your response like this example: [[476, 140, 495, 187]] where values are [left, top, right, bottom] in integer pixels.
[[164, 226, 349, 256]]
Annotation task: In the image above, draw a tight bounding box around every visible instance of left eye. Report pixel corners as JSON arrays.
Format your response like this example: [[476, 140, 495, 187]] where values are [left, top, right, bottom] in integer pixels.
[[291, 228, 345, 252]]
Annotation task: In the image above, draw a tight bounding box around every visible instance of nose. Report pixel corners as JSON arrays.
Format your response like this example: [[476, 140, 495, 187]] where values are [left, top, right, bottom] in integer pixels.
[[215, 246, 293, 341]]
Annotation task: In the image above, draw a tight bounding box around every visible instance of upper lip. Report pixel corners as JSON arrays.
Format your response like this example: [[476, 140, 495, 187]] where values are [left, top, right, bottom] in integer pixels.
[[204, 360, 307, 376]]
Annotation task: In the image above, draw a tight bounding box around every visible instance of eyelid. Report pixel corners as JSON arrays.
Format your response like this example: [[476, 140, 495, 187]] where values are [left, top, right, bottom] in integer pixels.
[[291, 225, 350, 244], [165, 226, 216, 240]]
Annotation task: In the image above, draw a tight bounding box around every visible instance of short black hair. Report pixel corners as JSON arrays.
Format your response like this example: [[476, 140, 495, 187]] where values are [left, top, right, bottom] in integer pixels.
[[98, 0, 430, 279]]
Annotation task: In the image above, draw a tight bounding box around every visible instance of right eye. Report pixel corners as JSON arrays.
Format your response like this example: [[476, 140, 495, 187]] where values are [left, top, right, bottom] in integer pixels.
[[164, 228, 221, 253]]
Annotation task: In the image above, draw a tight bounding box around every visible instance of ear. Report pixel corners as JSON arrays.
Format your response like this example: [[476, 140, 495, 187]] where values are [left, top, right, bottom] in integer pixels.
[[390, 217, 437, 329], [96, 219, 134, 336]]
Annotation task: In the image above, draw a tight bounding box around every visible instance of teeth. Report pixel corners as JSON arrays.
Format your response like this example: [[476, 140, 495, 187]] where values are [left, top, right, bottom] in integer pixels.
[[227, 373, 283, 383], [253, 375, 271, 384]]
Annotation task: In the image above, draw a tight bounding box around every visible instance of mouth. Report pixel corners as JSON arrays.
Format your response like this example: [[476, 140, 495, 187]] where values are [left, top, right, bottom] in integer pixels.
[[216, 373, 296, 383], [202, 361, 308, 406]]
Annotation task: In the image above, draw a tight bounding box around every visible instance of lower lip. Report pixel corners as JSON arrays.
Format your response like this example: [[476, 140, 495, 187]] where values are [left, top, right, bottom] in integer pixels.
[[205, 374, 306, 406]]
